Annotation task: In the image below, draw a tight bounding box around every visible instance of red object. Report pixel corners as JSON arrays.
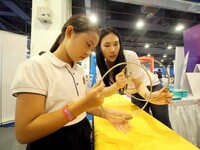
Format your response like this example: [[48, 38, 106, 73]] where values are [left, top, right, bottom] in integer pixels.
[[62, 106, 76, 121], [139, 56, 154, 73]]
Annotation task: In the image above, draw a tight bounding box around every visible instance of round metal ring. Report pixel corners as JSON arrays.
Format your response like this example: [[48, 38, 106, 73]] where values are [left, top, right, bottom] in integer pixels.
[[100, 58, 170, 120], [100, 61, 152, 120]]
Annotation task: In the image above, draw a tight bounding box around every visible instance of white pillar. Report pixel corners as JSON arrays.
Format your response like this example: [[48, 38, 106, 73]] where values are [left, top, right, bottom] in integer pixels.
[[30, 0, 72, 56], [166, 65, 170, 77], [174, 46, 185, 89]]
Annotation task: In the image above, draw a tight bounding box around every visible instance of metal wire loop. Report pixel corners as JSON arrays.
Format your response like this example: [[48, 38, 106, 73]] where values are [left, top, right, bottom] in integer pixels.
[[100, 58, 170, 120]]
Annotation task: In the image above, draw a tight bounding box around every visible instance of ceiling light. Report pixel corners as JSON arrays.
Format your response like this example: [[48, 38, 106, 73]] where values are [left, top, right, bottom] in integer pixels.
[[161, 60, 164, 62], [146, 13, 154, 19], [175, 23, 184, 31], [136, 20, 144, 29], [147, 53, 150, 56], [167, 45, 172, 49], [145, 44, 149, 48], [163, 55, 167, 58], [90, 15, 97, 23]]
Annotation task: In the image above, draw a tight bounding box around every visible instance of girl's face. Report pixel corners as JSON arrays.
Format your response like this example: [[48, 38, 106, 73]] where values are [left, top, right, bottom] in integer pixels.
[[100, 33, 120, 63], [65, 27, 99, 62]]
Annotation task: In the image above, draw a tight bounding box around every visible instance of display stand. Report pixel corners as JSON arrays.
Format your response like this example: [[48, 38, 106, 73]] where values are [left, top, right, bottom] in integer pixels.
[[174, 46, 185, 89], [181, 73, 200, 97], [0, 31, 27, 125], [193, 64, 200, 72]]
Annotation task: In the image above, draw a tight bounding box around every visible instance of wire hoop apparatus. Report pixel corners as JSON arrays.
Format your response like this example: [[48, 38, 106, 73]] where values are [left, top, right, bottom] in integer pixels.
[[100, 58, 170, 120], [125, 58, 170, 101]]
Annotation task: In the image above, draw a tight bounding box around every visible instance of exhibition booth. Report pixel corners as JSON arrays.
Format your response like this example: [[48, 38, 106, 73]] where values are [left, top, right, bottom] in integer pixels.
[[1, 17, 200, 150], [0, 0, 200, 149]]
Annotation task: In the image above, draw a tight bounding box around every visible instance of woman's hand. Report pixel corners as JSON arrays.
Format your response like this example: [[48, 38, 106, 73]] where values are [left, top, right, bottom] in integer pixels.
[[104, 108, 133, 133], [148, 86, 174, 105], [115, 70, 127, 89], [85, 80, 104, 108]]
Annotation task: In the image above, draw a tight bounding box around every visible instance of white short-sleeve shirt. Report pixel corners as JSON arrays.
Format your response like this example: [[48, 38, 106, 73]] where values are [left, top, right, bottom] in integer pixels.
[[124, 50, 160, 90], [12, 51, 86, 126], [96, 50, 160, 92]]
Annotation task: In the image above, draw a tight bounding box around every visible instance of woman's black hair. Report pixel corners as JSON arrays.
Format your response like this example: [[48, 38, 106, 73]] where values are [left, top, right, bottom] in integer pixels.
[[50, 14, 99, 52], [96, 26, 126, 89]]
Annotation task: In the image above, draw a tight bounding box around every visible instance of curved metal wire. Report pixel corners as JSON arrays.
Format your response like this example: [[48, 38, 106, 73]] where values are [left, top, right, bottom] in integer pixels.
[[100, 58, 170, 120], [125, 58, 170, 101], [100, 61, 152, 120]]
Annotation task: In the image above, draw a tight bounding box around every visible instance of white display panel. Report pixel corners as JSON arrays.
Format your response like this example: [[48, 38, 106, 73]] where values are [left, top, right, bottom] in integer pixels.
[[0, 31, 27, 124], [181, 73, 200, 97], [174, 46, 185, 89], [194, 64, 200, 72]]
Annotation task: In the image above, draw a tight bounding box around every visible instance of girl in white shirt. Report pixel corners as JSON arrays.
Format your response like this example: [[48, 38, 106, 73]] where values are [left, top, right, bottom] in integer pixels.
[[11, 15, 132, 150]]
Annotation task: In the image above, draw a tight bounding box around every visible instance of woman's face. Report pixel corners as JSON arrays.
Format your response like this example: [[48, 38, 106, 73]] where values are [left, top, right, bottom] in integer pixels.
[[100, 33, 120, 63], [65, 28, 99, 62]]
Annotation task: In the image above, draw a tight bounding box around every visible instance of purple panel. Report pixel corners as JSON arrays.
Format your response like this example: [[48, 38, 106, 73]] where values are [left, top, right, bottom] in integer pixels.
[[183, 23, 200, 72]]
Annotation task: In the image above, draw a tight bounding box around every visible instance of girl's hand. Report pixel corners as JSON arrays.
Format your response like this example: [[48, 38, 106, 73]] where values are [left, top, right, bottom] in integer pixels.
[[115, 70, 127, 89], [104, 109, 132, 133], [148, 86, 174, 105], [85, 80, 104, 108]]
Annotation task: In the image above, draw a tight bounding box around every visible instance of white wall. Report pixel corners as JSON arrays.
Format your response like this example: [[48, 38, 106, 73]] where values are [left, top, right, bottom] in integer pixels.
[[31, 0, 71, 56]]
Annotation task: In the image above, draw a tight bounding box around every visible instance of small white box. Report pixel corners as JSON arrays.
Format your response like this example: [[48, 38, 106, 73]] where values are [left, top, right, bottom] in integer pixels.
[[37, 7, 52, 23]]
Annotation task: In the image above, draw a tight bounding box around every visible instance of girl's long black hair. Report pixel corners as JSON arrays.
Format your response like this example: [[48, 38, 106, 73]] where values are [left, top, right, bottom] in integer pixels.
[[96, 27, 126, 89], [50, 14, 99, 52]]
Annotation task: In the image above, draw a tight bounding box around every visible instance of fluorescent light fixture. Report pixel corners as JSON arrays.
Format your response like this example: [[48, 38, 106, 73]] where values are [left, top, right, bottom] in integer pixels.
[[136, 20, 144, 29], [90, 15, 97, 23], [175, 23, 184, 31], [167, 45, 172, 49], [145, 44, 149, 48]]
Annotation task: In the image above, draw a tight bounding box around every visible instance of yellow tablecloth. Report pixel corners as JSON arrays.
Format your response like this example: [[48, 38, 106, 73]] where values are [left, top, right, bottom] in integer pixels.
[[94, 94, 199, 150]]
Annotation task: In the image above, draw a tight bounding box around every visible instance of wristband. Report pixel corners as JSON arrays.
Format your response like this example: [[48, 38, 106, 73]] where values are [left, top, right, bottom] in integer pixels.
[[62, 106, 76, 121]]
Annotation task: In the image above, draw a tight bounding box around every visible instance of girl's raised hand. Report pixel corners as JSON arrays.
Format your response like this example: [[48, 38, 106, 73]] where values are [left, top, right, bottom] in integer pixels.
[[85, 80, 104, 108], [105, 108, 132, 133]]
